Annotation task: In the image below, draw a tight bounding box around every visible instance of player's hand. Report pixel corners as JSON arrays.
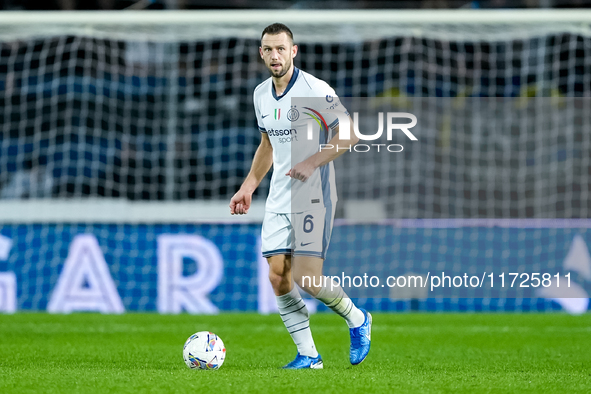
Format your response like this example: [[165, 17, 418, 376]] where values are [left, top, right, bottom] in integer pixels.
[[229, 189, 252, 215], [286, 158, 316, 182]]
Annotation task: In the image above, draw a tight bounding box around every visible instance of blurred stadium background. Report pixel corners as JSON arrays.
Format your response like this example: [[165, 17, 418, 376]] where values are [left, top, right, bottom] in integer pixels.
[[0, 1, 590, 315]]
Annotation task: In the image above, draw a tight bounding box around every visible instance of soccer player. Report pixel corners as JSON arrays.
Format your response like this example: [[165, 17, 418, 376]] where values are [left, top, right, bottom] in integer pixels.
[[229, 23, 371, 369]]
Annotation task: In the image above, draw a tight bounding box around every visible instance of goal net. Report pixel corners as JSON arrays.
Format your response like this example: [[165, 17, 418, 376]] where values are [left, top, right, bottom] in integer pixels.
[[0, 10, 590, 313]]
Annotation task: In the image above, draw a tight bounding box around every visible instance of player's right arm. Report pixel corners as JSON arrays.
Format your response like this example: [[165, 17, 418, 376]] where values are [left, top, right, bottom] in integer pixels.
[[229, 132, 273, 215]]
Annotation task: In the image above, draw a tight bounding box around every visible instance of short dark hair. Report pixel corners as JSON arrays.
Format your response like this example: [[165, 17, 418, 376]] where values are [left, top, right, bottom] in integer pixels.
[[261, 23, 294, 43]]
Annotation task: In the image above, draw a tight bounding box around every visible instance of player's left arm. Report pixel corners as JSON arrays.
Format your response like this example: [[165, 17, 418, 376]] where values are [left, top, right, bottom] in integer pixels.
[[286, 117, 358, 182]]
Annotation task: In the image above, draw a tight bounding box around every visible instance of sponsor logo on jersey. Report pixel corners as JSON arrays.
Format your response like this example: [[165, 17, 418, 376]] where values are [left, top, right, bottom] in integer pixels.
[[268, 128, 298, 143], [267, 128, 297, 137]]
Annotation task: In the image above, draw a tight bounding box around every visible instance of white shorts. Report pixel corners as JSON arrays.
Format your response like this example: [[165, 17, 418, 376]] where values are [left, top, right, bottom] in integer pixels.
[[261, 205, 336, 259]]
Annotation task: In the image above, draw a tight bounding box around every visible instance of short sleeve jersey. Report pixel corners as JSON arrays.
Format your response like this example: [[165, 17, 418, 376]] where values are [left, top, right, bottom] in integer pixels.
[[254, 67, 348, 213]]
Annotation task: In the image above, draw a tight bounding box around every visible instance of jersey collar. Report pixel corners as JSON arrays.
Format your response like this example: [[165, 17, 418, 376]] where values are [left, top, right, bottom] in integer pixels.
[[272, 67, 300, 101]]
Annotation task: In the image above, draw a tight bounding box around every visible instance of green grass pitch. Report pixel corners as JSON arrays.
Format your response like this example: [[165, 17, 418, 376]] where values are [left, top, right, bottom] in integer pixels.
[[1, 313, 590, 393]]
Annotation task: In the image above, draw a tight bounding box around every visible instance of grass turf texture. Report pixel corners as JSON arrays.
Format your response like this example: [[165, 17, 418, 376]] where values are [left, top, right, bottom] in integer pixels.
[[1, 313, 590, 393]]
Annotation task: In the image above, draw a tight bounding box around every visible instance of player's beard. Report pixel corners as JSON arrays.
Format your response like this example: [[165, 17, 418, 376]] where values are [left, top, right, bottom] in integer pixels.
[[269, 57, 291, 78]]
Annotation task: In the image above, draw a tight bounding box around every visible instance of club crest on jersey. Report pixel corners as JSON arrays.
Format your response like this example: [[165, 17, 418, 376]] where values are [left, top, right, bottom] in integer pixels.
[[287, 106, 299, 121], [274, 108, 281, 120]]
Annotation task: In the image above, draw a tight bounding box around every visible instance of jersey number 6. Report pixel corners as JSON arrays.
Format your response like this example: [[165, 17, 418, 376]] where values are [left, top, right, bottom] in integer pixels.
[[303, 215, 314, 233]]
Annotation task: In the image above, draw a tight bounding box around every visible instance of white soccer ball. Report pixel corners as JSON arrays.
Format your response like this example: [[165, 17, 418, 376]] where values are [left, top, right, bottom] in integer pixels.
[[183, 331, 226, 370]]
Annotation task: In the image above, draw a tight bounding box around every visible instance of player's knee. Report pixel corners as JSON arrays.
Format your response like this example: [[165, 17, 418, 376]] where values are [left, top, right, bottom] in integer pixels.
[[294, 274, 320, 297], [268, 270, 290, 294], [293, 274, 305, 289]]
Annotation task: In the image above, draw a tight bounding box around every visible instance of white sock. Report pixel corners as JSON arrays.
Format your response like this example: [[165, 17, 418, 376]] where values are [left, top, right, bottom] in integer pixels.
[[276, 286, 319, 358], [315, 281, 365, 328]]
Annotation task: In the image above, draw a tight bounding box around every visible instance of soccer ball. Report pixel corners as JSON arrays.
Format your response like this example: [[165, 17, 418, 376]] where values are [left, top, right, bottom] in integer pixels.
[[183, 331, 226, 370]]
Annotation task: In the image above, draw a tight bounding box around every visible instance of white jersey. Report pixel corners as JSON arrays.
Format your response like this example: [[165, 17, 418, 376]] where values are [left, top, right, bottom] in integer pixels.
[[254, 67, 347, 213]]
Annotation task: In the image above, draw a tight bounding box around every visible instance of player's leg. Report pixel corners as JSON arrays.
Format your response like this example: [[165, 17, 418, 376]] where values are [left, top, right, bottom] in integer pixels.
[[292, 206, 372, 365], [291, 205, 364, 325], [266, 253, 292, 296], [293, 255, 372, 365], [292, 256, 365, 328], [262, 212, 322, 369], [267, 254, 319, 359]]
